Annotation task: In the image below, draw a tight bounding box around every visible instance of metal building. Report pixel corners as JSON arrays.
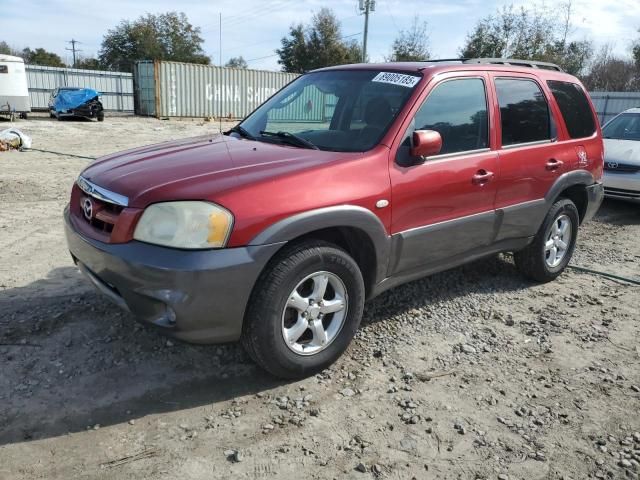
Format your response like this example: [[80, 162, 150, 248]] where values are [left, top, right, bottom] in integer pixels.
[[26, 65, 134, 112], [134, 60, 299, 119]]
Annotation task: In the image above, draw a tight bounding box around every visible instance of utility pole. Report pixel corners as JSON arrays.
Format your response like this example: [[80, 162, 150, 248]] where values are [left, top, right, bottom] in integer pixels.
[[66, 39, 82, 68], [359, 0, 375, 63], [219, 13, 222, 66]]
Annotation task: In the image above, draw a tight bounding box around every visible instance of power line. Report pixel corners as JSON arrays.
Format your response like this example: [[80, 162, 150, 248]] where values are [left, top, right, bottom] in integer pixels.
[[201, 0, 287, 34], [66, 39, 82, 68], [244, 53, 280, 63], [244, 32, 363, 64], [384, 1, 401, 33]]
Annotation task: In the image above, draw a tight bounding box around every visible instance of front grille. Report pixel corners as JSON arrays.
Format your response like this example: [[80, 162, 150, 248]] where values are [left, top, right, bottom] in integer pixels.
[[80, 195, 124, 234], [604, 162, 640, 174], [70, 178, 133, 243]]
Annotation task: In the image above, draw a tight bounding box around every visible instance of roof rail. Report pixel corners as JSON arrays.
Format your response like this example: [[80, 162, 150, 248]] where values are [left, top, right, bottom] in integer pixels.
[[421, 58, 467, 63], [462, 58, 563, 72]]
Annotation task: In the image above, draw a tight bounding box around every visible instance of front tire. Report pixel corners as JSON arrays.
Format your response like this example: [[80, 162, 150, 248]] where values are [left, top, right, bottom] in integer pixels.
[[514, 198, 579, 282], [242, 241, 365, 379]]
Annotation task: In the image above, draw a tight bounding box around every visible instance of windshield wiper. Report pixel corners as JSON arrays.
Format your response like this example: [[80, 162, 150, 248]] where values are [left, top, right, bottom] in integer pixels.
[[259, 130, 319, 150], [226, 125, 256, 140]]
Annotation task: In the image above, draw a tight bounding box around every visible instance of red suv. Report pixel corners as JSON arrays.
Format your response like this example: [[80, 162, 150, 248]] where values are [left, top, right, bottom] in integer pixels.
[[65, 58, 604, 378]]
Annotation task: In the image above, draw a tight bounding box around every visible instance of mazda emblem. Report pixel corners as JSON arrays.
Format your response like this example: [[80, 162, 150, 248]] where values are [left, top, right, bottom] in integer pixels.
[[82, 197, 93, 220]]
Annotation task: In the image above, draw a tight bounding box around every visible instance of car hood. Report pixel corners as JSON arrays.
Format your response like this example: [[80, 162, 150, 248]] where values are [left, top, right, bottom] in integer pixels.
[[604, 138, 640, 165], [80, 134, 342, 207]]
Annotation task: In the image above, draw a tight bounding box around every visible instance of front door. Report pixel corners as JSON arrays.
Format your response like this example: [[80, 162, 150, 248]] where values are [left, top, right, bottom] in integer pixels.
[[389, 74, 499, 275]]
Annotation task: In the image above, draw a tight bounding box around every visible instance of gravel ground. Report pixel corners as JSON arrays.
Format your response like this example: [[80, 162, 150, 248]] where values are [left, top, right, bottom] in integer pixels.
[[0, 116, 639, 480]]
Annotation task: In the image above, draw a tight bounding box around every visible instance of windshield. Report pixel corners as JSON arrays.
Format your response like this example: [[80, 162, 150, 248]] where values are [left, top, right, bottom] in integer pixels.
[[602, 113, 640, 141], [238, 70, 422, 152]]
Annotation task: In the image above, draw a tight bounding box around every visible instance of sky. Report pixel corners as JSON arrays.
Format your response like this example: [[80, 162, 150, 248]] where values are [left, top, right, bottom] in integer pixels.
[[3, 0, 639, 71]]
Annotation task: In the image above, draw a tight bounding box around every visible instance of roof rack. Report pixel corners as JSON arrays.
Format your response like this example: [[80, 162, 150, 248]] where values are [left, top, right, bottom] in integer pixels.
[[420, 57, 563, 72], [463, 58, 563, 72]]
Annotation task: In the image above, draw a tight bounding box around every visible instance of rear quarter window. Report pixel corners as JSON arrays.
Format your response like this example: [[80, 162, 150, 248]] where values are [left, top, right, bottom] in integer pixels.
[[547, 80, 596, 139], [0, 65, 8, 74]]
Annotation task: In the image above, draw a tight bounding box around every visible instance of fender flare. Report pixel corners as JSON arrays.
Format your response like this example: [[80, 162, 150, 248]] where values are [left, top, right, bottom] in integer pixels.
[[249, 205, 391, 285], [545, 169, 595, 203]]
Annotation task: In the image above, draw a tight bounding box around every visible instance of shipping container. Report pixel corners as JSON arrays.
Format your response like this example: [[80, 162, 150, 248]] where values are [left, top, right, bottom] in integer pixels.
[[589, 91, 640, 125], [134, 60, 300, 119], [26, 65, 134, 112]]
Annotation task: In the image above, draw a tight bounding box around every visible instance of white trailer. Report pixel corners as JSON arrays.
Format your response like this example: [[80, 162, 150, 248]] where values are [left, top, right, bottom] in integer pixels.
[[0, 54, 31, 120]]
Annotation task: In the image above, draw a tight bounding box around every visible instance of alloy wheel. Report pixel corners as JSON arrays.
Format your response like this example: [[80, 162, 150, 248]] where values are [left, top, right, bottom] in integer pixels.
[[281, 271, 348, 356], [544, 214, 572, 268]]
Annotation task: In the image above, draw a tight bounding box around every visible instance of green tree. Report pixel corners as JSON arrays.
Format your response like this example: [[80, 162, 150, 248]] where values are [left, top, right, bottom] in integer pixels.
[[277, 8, 363, 73], [387, 16, 431, 62], [99, 12, 209, 71], [0, 41, 13, 55], [75, 56, 104, 70], [633, 29, 640, 67], [545, 40, 593, 76], [22, 47, 65, 67], [583, 44, 639, 91], [225, 56, 248, 69], [459, 2, 593, 75]]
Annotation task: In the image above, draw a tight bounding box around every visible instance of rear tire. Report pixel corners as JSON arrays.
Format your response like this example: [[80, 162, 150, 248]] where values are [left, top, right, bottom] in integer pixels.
[[97, 112, 104, 122], [514, 198, 579, 282], [242, 241, 365, 379]]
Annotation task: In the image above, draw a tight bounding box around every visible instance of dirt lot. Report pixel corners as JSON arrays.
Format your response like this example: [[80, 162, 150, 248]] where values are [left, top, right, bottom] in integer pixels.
[[0, 115, 639, 480]]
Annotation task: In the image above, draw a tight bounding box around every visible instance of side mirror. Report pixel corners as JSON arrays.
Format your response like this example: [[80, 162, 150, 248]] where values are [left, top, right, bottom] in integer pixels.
[[410, 130, 442, 159]]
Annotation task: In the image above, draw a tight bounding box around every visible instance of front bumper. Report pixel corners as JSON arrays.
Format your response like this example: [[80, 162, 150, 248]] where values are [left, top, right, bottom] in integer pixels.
[[64, 207, 284, 343], [583, 181, 605, 222], [603, 171, 640, 202], [55, 101, 103, 119]]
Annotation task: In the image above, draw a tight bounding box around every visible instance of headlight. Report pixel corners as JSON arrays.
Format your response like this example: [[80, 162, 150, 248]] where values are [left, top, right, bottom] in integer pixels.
[[133, 201, 233, 249]]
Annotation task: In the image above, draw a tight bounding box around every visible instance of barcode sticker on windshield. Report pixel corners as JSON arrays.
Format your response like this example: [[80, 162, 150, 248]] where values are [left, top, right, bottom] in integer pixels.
[[372, 72, 420, 88]]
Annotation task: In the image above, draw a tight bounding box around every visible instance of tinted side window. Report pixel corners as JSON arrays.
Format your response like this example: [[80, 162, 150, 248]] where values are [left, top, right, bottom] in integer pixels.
[[547, 80, 596, 138], [0, 65, 7, 74], [495, 78, 550, 146], [411, 78, 488, 155]]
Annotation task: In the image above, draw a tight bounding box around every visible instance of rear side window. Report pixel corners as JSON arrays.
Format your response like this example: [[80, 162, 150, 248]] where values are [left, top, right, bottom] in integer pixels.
[[495, 78, 551, 146], [412, 78, 489, 155], [547, 80, 596, 138], [0, 65, 8, 74]]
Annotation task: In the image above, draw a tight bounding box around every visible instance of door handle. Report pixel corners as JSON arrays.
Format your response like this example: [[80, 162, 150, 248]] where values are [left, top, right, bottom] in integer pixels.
[[545, 158, 564, 171], [472, 169, 494, 185]]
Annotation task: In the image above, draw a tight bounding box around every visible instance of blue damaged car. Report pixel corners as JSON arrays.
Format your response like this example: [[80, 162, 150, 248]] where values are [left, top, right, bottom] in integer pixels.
[[49, 87, 104, 121]]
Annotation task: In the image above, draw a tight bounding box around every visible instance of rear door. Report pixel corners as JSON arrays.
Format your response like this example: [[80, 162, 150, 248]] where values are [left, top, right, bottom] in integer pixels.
[[388, 73, 499, 274], [490, 74, 573, 240], [545, 79, 602, 176]]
